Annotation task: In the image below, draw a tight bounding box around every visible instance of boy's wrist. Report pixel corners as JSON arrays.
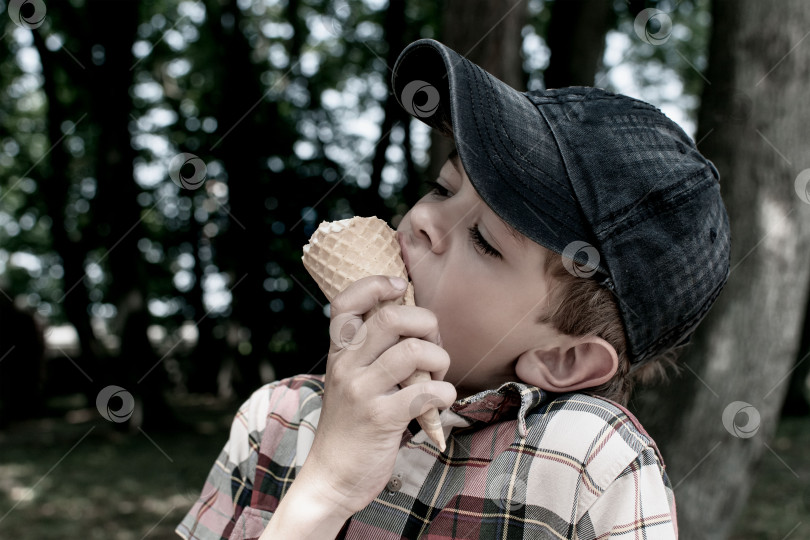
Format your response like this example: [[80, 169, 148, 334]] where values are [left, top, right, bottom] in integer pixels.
[[259, 468, 354, 540]]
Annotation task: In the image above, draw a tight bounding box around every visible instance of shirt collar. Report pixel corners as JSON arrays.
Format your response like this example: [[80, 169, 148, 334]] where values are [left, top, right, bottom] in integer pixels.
[[449, 381, 549, 438]]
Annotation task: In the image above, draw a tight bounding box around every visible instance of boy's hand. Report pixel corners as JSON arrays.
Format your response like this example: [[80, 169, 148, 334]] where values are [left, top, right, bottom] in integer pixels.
[[297, 275, 457, 518]]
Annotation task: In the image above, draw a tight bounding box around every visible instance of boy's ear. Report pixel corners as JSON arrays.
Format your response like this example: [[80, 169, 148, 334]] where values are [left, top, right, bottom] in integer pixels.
[[515, 336, 619, 393]]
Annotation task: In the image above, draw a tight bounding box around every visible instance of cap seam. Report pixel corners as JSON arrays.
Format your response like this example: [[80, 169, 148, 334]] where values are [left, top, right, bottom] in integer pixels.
[[595, 168, 716, 239], [528, 90, 657, 111], [468, 59, 579, 214], [533, 105, 610, 273]]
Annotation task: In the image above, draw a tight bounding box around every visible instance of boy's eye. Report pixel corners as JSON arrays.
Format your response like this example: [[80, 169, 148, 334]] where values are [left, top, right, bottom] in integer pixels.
[[468, 224, 502, 259], [423, 181, 501, 259], [425, 180, 451, 198]]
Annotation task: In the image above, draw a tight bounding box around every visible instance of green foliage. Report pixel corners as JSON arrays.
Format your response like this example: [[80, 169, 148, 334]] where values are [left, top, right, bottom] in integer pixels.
[[605, 0, 713, 134]]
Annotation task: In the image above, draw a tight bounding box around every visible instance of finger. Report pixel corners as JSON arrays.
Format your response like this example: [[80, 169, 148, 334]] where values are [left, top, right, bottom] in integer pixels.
[[366, 338, 450, 389], [387, 381, 457, 425], [330, 275, 408, 319], [328, 275, 408, 352], [338, 305, 442, 366]]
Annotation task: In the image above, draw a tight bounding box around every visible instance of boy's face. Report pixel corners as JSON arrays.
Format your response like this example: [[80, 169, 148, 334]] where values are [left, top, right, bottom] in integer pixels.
[[397, 153, 568, 397]]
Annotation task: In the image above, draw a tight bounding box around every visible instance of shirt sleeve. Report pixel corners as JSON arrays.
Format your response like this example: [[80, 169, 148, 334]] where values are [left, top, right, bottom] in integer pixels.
[[575, 447, 678, 538], [175, 383, 277, 540]]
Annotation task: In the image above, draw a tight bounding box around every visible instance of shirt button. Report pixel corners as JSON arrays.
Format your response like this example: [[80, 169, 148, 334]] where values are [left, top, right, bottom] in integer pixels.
[[386, 474, 402, 493]]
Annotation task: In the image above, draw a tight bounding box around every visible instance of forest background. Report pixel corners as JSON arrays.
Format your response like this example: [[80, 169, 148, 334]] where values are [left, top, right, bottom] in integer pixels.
[[1, 0, 809, 538]]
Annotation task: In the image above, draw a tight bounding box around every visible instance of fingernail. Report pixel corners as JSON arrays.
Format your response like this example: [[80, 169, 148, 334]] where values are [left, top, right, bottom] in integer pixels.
[[389, 277, 407, 290]]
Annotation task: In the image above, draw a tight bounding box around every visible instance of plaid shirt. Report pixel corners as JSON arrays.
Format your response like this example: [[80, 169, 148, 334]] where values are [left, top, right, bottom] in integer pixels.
[[176, 374, 677, 539]]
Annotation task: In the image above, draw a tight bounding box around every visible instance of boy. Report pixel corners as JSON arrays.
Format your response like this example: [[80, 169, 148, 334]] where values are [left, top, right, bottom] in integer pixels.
[[176, 39, 729, 539]]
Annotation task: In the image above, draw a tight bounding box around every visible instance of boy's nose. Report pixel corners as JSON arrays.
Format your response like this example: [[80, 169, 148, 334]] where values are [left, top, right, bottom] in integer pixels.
[[408, 203, 449, 255]]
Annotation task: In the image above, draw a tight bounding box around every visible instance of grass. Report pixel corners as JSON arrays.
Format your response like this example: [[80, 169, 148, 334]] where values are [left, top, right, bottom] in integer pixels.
[[729, 416, 810, 540], [0, 393, 240, 540], [0, 393, 808, 539]]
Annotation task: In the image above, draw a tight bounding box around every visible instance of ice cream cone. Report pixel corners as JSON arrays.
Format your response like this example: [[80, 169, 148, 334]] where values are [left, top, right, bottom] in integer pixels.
[[302, 216, 446, 452]]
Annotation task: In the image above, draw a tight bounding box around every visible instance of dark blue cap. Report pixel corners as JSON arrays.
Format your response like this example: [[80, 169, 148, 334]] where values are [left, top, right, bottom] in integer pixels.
[[392, 39, 730, 368]]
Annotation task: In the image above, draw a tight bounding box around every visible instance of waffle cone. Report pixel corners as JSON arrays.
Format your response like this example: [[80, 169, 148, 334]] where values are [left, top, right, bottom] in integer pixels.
[[302, 216, 445, 451]]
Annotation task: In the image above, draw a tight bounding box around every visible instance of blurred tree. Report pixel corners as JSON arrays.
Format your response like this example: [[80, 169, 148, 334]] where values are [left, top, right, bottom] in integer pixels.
[[0, 292, 45, 425], [27, 0, 177, 430], [544, 0, 614, 88], [633, 0, 810, 537], [28, 10, 102, 408], [781, 289, 810, 416], [200, 0, 275, 397]]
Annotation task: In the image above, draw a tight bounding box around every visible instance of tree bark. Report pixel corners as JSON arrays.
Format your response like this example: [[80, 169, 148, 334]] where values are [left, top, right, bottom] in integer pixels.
[[543, 0, 613, 88], [83, 0, 177, 430], [632, 1, 810, 537], [364, 0, 408, 219], [428, 0, 528, 182], [30, 23, 102, 407], [205, 0, 272, 399], [781, 277, 810, 416]]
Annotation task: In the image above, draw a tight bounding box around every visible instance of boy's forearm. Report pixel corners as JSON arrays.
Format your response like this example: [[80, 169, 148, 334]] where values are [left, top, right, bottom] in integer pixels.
[[258, 475, 352, 540]]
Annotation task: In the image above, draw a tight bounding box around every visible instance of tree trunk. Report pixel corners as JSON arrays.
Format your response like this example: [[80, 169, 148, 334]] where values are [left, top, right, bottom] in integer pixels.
[[632, 1, 810, 537], [205, 0, 271, 400], [185, 209, 224, 395], [543, 0, 613, 89], [781, 276, 810, 416], [428, 0, 528, 182], [84, 0, 177, 431], [363, 0, 408, 219], [30, 23, 102, 407]]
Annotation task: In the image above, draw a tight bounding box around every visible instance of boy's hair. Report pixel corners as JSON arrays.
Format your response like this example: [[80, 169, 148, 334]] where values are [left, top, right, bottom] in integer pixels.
[[538, 254, 681, 406]]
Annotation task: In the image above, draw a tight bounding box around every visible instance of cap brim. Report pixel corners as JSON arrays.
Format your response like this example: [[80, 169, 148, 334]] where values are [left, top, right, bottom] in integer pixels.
[[392, 39, 607, 276]]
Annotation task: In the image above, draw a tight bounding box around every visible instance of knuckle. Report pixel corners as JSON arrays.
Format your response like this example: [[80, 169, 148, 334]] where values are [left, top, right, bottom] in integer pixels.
[[365, 399, 387, 425], [328, 360, 349, 384], [375, 305, 400, 328], [346, 378, 365, 401], [401, 337, 424, 358]]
